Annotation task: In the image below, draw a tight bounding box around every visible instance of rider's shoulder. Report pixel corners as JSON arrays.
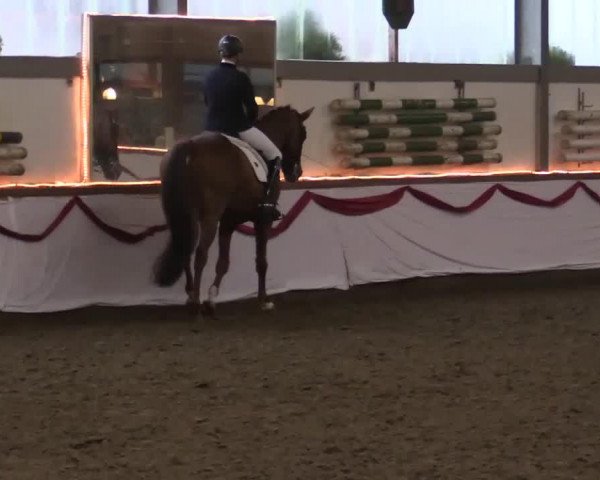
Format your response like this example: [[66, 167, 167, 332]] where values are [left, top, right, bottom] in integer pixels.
[[236, 69, 251, 82], [206, 66, 219, 78]]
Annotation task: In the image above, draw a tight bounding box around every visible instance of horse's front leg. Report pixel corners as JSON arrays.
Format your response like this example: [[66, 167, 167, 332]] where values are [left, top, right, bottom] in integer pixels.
[[254, 221, 274, 311]]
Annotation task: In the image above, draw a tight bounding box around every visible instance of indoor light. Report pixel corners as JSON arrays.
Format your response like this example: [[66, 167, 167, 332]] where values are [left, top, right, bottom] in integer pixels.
[[102, 87, 117, 100]]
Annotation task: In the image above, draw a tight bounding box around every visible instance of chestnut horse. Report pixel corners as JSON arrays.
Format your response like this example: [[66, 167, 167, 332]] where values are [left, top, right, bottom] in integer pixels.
[[153, 105, 314, 313]]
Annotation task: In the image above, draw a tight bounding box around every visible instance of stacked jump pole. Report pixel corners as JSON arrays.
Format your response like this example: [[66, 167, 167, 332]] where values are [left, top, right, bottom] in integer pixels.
[[330, 98, 503, 169], [558, 110, 600, 163], [0, 132, 27, 176]]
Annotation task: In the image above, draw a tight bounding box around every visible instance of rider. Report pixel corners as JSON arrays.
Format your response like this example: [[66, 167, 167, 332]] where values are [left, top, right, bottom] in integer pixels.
[[203, 34, 282, 221]]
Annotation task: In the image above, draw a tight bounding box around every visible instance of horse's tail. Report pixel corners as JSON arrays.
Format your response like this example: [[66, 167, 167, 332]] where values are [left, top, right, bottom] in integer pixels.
[[153, 140, 195, 287]]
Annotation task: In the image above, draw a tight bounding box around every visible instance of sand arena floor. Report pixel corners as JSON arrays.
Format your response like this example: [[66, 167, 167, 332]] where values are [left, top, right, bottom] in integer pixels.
[[1, 271, 599, 479]]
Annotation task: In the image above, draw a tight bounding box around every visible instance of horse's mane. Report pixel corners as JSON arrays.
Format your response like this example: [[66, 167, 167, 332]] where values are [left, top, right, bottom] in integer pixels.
[[257, 105, 292, 124], [256, 105, 306, 142], [266, 105, 291, 114]]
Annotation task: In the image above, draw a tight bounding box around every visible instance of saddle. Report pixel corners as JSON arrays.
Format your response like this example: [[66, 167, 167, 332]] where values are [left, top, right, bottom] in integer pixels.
[[219, 133, 282, 222], [220, 133, 269, 183]]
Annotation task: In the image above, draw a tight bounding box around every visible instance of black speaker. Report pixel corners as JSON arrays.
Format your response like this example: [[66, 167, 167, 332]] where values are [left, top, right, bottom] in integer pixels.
[[383, 0, 414, 29]]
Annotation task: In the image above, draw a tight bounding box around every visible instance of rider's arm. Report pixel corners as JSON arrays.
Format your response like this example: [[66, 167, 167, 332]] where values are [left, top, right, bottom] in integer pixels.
[[241, 73, 258, 123]]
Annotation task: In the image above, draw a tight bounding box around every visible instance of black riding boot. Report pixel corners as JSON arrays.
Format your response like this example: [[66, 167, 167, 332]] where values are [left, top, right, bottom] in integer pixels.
[[258, 158, 283, 222]]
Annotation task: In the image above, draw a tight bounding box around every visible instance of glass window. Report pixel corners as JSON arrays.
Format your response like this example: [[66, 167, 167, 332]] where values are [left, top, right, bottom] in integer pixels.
[[549, 0, 600, 66], [88, 14, 276, 181], [188, 0, 389, 62], [398, 0, 515, 64], [0, 0, 147, 56], [190, 0, 514, 64]]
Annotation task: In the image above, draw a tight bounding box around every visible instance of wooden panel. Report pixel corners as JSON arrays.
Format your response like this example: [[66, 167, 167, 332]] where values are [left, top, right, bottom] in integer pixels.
[[91, 15, 275, 68]]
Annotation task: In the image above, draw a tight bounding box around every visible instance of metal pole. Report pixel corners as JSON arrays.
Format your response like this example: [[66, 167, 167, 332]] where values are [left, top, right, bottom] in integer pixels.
[[537, 0, 549, 171], [148, 0, 187, 15], [388, 27, 399, 62], [514, 0, 522, 64]]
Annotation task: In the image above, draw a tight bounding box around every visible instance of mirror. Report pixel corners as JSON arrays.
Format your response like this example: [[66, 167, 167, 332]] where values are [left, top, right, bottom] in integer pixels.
[[86, 14, 276, 182]]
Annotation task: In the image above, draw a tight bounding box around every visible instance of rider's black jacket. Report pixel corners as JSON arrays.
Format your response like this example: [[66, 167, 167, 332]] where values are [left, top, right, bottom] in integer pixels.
[[203, 62, 258, 136]]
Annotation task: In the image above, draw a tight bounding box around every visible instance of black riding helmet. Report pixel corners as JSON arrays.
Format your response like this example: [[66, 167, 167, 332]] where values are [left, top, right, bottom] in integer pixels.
[[218, 35, 243, 57]]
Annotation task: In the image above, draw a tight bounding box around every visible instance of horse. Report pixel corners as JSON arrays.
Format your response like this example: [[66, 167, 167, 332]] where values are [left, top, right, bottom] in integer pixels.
[[93, 104, 123, 181], [93, 103, 142, 181], [153, 105, 314, 314]]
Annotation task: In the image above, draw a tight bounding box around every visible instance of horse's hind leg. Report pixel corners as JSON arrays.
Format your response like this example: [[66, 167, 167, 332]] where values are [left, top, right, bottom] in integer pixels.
[[188, 216, 218, 316], [185, 264, 193, 304], [206, 220, 236, 313], [184, 221, 198, 305]]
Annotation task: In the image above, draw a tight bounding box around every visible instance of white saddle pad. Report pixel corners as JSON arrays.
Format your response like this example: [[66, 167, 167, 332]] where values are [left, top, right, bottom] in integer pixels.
[[221, 133, 268, 183]]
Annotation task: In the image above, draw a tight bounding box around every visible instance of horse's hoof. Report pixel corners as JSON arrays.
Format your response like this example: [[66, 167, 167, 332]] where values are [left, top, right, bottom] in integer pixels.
[[261, 301, 275, 312], [201, 301, 216, 317]]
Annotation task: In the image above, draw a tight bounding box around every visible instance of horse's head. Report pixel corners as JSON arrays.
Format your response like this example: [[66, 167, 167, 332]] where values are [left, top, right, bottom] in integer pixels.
[[257, 105, 314, 182]]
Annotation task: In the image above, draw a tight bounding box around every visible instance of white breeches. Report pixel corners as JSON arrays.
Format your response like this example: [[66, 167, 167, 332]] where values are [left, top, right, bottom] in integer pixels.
[[239, 127, 282, 161]]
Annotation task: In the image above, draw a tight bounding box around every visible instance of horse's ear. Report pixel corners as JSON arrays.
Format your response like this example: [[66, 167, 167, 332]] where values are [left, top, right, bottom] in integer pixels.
[[299, 106, 315, 122]]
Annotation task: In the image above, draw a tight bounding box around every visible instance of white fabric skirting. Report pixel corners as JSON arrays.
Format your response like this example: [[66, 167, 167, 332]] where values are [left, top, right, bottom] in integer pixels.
[[2, 179, 600, 312]]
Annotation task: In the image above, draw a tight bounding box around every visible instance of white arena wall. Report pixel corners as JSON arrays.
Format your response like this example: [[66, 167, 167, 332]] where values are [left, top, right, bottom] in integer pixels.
[[0, 77, 81, 185], [3, 179, 600, 312], [276, 79, 538, 176], [3, 61, 600, 312], [1, 67, 598, 184], [549, 82, 600, 172], [0, 74, 541, 184]]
